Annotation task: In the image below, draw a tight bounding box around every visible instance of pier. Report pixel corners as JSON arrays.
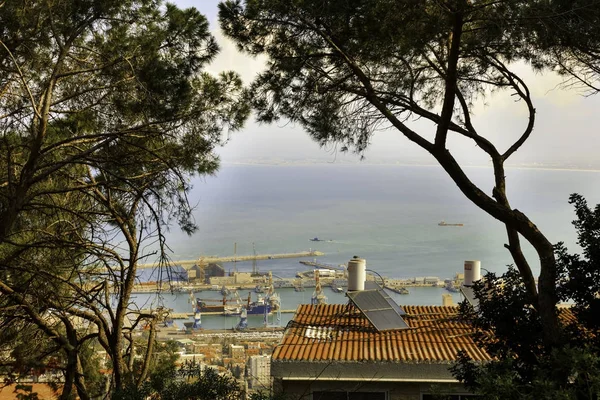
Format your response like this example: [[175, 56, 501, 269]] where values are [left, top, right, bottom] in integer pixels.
[[298, 260, 346, 270], [136, 250, 325, 270], [129, 274, 447, 294]]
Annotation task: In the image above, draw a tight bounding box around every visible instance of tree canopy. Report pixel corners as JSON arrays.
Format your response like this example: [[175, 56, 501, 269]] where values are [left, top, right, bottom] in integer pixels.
[[0, 0, 249, 398], [218, 0, 600, 346], [452, 194, 600, 399]]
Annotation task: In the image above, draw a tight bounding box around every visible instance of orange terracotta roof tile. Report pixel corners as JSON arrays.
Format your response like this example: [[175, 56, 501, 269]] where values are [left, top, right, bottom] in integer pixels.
[[273, 304, 491, 363]]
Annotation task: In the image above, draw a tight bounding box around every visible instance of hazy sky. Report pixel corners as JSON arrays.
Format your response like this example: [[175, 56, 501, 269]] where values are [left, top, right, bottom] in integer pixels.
[[174, 0, 600, 168]]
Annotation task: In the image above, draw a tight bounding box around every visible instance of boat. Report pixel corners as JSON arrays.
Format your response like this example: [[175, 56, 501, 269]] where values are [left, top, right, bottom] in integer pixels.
[[330, 279, 345, 293], [438, 221, 464, 227], [309, 237, 333, 242], [254, 285, 265, 293], [245, 301, 271, 315], [220, 285, 231, 296], [444, 282, 460, 293], [331, 286, 344, 293], [196, 296, 232, 313], [294, 279, 305, 291], [386, 286, 409, 295], [243, 292, 272, 315]]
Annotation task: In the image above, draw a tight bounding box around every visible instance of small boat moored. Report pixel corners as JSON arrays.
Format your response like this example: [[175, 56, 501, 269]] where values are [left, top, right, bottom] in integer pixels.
[[386, 286, 409, 295]]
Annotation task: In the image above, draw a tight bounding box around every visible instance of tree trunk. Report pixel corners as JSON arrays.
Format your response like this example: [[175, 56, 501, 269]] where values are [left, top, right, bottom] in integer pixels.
[[59, 350, 75, 400], [433, 150, 560, 346], [136, 320, 156, 387], [74, 353, 90, 400], [529, 233, 560, 345], [109, 334, 125, 391]]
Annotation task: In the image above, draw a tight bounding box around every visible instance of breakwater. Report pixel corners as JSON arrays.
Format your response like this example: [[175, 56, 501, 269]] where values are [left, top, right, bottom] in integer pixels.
[[136, 250, 325, 270]]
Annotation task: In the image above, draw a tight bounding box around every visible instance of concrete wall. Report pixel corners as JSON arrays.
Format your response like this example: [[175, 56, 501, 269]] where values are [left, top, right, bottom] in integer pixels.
[[210, 276, 236, 285], [272, 360, 458, 381], [272, 361, 468, 399], [275, 379, 467, 400], [234, 272, 253, 284]]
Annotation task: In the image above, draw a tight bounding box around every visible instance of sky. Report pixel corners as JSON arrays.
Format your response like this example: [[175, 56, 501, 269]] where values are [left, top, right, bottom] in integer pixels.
[[174, 0, 600, 169]]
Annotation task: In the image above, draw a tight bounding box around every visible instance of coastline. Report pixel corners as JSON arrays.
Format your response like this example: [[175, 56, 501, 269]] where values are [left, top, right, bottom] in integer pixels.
[[219, 161, 600, 173]]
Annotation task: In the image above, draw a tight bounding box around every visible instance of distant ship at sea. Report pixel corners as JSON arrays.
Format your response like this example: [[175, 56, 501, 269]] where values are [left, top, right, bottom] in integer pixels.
[[438, 221, 464, 227], [309, 237, 333, 242]]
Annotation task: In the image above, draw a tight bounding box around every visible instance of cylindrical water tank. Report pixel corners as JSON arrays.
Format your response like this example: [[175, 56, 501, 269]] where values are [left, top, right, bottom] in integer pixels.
[[464, 260, 481, 286], [347, 256, 366, 291]]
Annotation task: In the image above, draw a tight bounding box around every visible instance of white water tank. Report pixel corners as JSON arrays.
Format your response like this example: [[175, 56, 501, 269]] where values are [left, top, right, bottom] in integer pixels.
[[463, 260, 481, 286], [347, 256, 366, 291]]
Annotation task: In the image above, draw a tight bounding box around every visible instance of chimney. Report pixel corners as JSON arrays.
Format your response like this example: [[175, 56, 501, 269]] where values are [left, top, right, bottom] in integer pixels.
[[463, 260, 481, 286], [347, 256, 366, 291]]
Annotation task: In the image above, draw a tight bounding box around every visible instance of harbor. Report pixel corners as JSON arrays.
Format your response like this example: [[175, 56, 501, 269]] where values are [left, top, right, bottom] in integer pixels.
[[130, 268, 458, 294], [130, 285, 466, 331], [127, 256, 468, 332], [133, 255, 461, 291], [117, 165, 593, 332]]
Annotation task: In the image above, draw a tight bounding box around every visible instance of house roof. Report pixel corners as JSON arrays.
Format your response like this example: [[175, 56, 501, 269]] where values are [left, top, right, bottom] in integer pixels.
[[272, 303, 491, 363]]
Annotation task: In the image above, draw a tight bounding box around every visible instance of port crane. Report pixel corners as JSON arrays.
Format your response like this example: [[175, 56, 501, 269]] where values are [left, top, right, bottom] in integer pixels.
[[311, 270, 328, 305], [188, 290, 201, 330]]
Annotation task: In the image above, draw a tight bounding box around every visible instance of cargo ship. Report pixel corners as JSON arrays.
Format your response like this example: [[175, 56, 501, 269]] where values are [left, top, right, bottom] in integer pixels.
[[309, 237, 333, 242], [438, 221, 464, 227], [242, 294, 272, 316], [196, 297, 233, 314], [196, 291, 277, 316]]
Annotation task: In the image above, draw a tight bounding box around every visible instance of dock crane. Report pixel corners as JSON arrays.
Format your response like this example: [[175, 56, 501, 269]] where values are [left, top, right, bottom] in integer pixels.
[[188, 291, 201, 330], [311, 270, 328, 305]]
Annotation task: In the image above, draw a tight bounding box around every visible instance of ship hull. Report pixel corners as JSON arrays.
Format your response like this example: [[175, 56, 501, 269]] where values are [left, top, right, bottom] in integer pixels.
[[197, 299, 229, 313], [197, 304, 226, 313], [246, 303, 271, 315]]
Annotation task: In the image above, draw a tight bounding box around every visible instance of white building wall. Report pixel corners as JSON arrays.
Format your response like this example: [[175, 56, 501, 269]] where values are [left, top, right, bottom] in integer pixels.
[[249, 355, 271, 389]]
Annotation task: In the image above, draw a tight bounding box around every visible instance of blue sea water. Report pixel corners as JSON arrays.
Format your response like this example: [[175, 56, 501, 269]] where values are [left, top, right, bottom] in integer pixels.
[[163, 164, 600, 278], [137, 164, 600, 328]]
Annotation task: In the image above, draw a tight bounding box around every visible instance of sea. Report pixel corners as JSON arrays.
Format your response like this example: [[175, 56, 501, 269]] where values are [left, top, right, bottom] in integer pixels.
[[134, 164, 600, 330]]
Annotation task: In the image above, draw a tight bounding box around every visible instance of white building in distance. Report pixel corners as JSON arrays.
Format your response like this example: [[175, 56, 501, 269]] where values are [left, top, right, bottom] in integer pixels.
[[248, 355, 271, 390]]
